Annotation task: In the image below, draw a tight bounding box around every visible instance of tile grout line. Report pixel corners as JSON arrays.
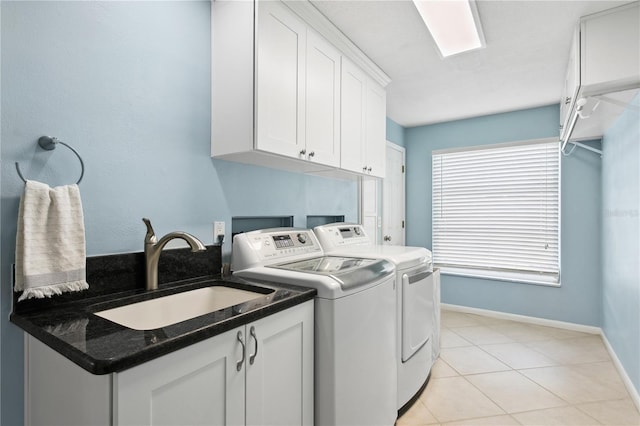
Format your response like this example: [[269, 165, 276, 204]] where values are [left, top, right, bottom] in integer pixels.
[[464, 331, 572, 421], [444, 306, 639, 410], [439, 314, 636, 424]]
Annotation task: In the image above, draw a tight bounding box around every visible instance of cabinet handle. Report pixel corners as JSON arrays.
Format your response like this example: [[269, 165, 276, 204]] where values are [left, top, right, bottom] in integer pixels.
[[236, 330, 246, 371], [249, 326, 259, 365], [308, 151, 315, 158], [367, 167, 372, 173], [384, 235, 392, 242], [362, 166, 368, 172], [299, 149, 306, 156]]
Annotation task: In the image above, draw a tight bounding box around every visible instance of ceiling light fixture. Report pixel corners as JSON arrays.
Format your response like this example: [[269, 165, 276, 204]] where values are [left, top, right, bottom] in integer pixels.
[[413, 0, 485, 58]]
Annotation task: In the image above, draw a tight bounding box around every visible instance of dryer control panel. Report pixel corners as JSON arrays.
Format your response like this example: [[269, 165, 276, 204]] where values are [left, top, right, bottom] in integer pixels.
[[232, 229, 323, 270], [314, 223, 371, 250]]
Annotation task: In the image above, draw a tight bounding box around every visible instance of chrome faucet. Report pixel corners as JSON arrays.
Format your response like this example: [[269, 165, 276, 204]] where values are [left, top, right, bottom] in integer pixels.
[[143, 218, 207, 291]]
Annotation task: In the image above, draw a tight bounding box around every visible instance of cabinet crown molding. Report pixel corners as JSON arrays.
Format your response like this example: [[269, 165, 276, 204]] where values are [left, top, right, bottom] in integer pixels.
[[284, 0, 391, 88]]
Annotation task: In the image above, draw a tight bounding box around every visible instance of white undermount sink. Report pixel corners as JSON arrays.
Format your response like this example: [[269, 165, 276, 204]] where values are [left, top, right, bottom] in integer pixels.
[[94, 286, 267, 330]]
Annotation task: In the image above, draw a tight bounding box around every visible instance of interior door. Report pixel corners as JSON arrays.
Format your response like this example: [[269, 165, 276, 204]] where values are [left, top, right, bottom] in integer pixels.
[[382, 142, 406, 245]]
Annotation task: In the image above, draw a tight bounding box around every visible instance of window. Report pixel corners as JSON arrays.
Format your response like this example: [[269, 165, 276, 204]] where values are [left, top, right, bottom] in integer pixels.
[[432, 139, 560, 285]]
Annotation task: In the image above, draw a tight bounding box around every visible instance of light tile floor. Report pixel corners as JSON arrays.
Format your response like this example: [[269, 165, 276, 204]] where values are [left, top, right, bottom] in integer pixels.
[[397, 310, 640, 426]]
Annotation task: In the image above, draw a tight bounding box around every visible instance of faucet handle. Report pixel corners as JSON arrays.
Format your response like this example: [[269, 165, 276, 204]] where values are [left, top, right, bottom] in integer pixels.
[[142, 218, 157, 244]]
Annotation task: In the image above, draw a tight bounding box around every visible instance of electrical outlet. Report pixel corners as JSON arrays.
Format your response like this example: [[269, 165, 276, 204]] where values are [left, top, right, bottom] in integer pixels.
[[214, 221, 225, 242]]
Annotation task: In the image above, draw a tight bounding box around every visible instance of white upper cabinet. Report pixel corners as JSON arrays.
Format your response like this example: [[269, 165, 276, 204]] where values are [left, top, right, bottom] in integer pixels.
[[212, 0, 389, 177], [305, 30, 341, 167], [255, 1, 307, 160], [559, 27, 580, 136], [365, 80, 387, 178], [341, 57, 386, 178], [340, 58, 366, 174], [580, 3, 639, 92], [560, 2, 639, 141]]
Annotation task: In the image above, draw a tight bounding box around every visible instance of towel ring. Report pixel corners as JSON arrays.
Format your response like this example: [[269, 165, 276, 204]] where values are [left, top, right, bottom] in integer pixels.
[[15, 136, 85, 185]]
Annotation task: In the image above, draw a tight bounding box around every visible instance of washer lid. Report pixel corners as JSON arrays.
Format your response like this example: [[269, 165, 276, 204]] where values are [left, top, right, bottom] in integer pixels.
[[269, 256, 394, 290]]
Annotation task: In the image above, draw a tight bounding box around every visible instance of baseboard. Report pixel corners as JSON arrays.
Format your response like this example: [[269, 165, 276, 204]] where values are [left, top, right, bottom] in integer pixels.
[[600, 332, 640, 412], [442, 303, 640, 412], [441, 303, 601, 334]]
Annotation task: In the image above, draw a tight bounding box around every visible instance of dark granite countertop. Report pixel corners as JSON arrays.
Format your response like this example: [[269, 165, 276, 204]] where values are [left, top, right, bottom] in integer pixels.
[[10, 246, 316, 375], [11, 276, 315, 375]]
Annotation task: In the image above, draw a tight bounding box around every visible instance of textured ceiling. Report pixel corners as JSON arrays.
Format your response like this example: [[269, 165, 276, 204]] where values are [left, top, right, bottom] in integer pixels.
[[310, 0, 629, 127]]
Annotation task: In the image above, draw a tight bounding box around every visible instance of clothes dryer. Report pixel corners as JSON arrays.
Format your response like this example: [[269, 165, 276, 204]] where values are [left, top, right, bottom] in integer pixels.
[[314, 223, 439, 411]]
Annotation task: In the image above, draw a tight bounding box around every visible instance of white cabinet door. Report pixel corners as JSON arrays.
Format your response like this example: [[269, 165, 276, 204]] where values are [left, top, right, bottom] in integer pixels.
[[365, 80, 387, 178], [341, 57, 387, 177], [559, 26, 580, 138], [306, 30, 341, 167], [114, 328, 245, 426], [340, 57, 366, 174], [256, 1, 306, 160], [246, 301, 314, 426], [580, 2, 640, 91]]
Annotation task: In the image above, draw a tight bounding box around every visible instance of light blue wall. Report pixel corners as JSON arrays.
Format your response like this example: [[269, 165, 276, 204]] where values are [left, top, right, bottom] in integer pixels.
[[405, 105, 603, 326], [602, 94, 640, 394], [386, 117, 406, 147], [0, 2, 357, 424]]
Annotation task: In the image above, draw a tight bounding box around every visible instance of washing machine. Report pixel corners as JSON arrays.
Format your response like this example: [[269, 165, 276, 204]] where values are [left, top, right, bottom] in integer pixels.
[[232, 228, 398, 426], [313, 223, 439, 411]]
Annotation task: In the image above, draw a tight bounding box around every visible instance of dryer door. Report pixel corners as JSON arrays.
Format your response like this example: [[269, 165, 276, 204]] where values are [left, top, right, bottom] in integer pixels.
[[401, 269, 434, 362]]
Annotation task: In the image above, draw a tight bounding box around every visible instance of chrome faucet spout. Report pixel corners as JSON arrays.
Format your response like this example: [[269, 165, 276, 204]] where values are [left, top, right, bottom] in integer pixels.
[[142, 218, 206, 291]]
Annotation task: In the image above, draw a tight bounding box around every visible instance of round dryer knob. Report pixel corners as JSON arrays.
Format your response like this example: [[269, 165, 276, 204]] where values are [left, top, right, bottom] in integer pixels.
[[297, 233, 307, 244]]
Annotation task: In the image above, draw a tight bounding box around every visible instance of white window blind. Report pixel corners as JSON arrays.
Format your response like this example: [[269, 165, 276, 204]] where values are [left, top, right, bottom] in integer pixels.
[[432, 140, 560, 285]]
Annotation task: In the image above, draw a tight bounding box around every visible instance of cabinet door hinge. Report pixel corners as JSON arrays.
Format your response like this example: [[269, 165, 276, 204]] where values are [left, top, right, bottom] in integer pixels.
[[402, 165, 405, 173], [402, 220, 405, 229]]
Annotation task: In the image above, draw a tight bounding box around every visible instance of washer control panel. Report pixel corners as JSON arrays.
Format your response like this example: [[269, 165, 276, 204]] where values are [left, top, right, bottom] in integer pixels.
[[233, 229, 323, 270]]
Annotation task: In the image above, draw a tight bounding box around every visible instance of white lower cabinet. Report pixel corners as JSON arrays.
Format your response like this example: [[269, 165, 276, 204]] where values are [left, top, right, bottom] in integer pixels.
[[114, 329, 244, 425], [25, 301, 314, 426]]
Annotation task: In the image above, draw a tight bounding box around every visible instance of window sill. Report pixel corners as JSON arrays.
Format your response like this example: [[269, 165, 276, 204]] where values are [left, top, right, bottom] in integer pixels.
[[437, 266, 560, 287]]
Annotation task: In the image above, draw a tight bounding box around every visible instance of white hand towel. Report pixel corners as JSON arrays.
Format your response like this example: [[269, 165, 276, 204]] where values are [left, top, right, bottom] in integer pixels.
[[15, 180, 89, 301]]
